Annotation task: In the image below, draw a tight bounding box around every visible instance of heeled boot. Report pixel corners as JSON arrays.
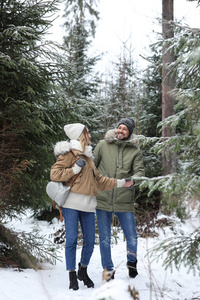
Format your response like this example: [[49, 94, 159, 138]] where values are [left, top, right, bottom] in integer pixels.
[[127, 260, 138, 278], [77, 263, 94, 288], [69, 271, 79, 290]]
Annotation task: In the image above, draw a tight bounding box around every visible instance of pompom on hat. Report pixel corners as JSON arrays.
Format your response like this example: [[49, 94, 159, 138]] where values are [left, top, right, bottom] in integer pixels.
[[117, 118, 135, 137], [64, 123, 85, 140]]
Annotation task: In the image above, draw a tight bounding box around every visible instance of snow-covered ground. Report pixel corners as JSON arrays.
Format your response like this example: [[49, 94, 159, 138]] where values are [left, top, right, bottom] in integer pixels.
[[0, 208, 199, 300]]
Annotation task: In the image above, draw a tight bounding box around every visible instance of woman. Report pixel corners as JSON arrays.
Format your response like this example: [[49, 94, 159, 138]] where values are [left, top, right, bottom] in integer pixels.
[[50, 123, 126, 291]]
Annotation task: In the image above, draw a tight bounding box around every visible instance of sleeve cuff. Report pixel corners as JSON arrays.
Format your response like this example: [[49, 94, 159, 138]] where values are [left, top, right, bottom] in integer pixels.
[[72, 164, 82, 174], [117, 179, 125, 188]]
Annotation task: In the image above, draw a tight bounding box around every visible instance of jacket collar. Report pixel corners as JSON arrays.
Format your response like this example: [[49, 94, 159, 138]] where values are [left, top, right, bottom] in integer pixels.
[[54, 140, 93, 159]]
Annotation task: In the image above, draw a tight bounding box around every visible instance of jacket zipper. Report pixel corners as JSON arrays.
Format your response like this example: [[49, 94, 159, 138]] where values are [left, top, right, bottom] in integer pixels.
[[111, 146, 120, 208]]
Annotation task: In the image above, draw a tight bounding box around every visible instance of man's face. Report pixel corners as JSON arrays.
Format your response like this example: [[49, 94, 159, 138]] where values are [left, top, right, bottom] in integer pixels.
[[117, 124, 129, 140]]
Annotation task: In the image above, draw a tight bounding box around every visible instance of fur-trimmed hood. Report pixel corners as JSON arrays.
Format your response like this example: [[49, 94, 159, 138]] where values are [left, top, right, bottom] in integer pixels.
[[104, 129, 139, 147], [54, 141, 71, 157], [53, 140, 94, 159]]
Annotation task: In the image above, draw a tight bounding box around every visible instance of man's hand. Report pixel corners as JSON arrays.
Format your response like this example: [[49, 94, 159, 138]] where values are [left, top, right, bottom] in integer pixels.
[[124, 178, 134, 188], [117, 178, 134, 188]]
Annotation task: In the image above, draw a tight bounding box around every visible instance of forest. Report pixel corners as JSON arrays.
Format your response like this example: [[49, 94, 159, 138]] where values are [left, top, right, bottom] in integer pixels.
[[0, 0, 200, 288]]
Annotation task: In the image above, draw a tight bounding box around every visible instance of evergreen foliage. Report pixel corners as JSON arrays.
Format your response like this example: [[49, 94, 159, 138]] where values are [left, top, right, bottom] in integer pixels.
[[0, 0, 71, 268], [95, 42, 140, 138], [149, 227, 200, 275], [0, 223, 60, 268], [139, 41, 162, 179], [140, 42, 162, 138], [138, 20, 200, 273], [187, 0, 200, 4], [0, 0, 69, 218], [61, 0, 101, 131], [1, 0, 199, 274]]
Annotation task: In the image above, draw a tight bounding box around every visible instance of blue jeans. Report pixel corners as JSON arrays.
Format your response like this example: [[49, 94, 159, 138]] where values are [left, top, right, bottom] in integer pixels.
[[62, 207, 95, 271], [96, 209, 137, 271]]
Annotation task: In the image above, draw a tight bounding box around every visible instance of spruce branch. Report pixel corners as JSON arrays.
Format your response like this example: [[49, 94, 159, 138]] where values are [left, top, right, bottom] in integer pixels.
[[147, 229, 200, 275]]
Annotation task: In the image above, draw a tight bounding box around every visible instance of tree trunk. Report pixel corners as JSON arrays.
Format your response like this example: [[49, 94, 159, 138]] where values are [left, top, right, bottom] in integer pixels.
[[162, 0, 176, 175]]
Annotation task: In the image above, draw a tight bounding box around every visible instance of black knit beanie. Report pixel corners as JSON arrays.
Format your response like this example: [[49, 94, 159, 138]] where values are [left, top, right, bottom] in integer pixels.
[[117, 118, 135, 137]]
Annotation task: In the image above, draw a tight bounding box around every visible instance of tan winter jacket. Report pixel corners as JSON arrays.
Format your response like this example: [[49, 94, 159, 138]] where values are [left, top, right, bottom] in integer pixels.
[[50, 141, 117, 196]]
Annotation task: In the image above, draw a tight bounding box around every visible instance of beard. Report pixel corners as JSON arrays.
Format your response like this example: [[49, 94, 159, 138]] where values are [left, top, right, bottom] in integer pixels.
[[117, 133, 129, 140]]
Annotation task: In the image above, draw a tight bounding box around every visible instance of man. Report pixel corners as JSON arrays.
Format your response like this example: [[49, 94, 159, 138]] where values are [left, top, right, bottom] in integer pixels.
[[94, 117, 145, 280]]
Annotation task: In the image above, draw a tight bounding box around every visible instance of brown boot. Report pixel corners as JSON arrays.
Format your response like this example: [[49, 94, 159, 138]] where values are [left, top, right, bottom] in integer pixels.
[[102, 268, 115, 282]]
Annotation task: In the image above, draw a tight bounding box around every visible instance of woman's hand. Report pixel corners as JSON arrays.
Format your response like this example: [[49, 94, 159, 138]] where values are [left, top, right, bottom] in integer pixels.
[[72, 158, 86, 174], [76, 158, 86, 167]]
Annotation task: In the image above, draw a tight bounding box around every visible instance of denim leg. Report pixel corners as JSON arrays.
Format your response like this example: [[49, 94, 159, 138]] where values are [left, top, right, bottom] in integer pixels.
[[115, 212, 137, 263], [96, 209, 114, 270], [79, 211, 95, 267], [62, 207, 79, 271]]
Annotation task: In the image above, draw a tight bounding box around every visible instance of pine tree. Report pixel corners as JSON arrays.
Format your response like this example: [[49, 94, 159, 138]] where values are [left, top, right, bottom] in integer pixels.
[[139, 20, 200, 274], [139, 41, 162, 179], [0, 0, 74, 214], [61, 0, 101, 129], [0, 0, 71, 268], [162, 0, 176, 175], [140, 42, 162, 139], [96, 41, 140, 133]]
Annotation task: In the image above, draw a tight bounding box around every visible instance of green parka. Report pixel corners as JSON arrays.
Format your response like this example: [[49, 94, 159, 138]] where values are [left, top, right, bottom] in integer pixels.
[[94, 129, 145, 212]]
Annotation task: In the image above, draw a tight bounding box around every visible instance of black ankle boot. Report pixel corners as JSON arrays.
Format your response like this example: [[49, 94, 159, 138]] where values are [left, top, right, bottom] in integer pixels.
[[77, 263, 94, 288], [127, 260, 138, 278], [69, 271, 79, 290]]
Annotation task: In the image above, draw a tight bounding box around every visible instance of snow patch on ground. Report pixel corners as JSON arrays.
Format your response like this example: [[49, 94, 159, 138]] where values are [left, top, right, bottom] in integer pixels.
[[0, 209, 199, 300]]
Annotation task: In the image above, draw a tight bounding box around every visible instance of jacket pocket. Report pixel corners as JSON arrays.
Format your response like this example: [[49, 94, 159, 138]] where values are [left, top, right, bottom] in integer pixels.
[[72, 172, 82, 186]]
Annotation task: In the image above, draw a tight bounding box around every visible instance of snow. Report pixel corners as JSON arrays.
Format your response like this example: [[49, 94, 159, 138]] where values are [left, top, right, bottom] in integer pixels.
[[0, 209, 199, 300]]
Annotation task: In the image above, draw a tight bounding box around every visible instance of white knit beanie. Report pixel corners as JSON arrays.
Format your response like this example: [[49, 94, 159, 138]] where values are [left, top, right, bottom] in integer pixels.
[[64, 123, 85, 140]]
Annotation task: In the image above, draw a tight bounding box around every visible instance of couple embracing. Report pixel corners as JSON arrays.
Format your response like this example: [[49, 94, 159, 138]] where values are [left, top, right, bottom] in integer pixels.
[[50, 118, 145, 290]]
